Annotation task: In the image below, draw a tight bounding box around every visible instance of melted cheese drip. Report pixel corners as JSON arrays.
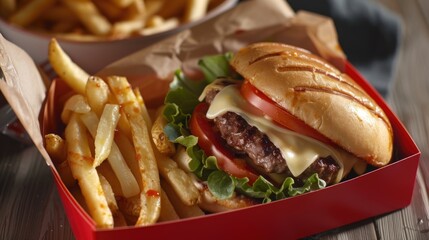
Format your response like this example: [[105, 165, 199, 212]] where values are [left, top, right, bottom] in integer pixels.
[[206, 85, 360, 183]]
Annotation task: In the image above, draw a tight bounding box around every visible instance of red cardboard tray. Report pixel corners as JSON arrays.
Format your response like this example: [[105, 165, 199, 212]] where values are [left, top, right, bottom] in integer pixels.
[[42, 62, 420, 240]]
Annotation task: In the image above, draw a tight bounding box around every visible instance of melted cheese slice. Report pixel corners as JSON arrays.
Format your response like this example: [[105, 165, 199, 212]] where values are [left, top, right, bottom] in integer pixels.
[[206, 85, 361, 183]]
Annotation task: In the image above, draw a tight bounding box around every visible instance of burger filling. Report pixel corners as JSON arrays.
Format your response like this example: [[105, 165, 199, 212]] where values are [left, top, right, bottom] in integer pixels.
[[162, 53, 362, 203], [203, 79, 344, 185]]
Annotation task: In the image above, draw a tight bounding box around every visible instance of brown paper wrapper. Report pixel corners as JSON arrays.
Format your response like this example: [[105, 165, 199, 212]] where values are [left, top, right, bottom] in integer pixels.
[[0, 0, 345, 168]]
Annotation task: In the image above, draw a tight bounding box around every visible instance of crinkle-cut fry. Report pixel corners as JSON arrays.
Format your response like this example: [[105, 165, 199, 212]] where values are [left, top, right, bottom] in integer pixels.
[[44, 133, 67, 164], [107, 76, 161, 226], [62, 0, 112, 36], [8, 0, 55, 27], [80, 111, 140, 198], [48, 38, 89, 95], [65, 113, 113, 228], [98, 173, 127, 227], [160, 178, 205, 219], [159, 188, 180, 222]]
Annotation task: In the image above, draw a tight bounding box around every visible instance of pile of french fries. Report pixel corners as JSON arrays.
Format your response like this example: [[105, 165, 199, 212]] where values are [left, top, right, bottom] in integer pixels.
[[44, 38, 204, 228], [1, 0, 216, 41]]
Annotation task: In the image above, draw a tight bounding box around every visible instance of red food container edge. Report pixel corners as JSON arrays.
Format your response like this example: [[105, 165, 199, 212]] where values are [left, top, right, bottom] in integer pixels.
[[44, 61, 421, 240]]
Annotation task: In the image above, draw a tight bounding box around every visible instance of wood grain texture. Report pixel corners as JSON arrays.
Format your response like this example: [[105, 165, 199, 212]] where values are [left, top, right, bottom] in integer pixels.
[[1, 0, 428, 239]]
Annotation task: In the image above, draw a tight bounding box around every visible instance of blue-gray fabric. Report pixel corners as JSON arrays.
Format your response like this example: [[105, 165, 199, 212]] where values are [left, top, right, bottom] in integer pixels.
[[288, 0, 402, 97]]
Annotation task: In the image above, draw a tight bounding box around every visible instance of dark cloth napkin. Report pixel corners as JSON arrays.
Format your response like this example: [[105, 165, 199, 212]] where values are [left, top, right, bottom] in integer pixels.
[[288, 0, 402, 97]]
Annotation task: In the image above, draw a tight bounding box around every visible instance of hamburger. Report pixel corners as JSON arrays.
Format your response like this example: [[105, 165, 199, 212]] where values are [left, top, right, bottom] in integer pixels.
[[162, 42, 393, 211]]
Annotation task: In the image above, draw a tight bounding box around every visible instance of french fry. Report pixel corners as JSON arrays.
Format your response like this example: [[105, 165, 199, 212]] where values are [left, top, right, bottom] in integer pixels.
[[124, 0, 146, 20], [93, 0, 124, 21], [151, 107, 176, 156], [86, 76, 132, 144], [111, 19, 145, 38], [160, 178, 205, 219], [108, 0, 135, 8], [99, 173, 128, 227], [117, 195, 140, 225], [80, 111, 140, 198], [133, 87, 152, 130], [94, 104, 121, 166], [8, 0, 54, 27], [41, 5, 78, 22], [183, 0, 209, 22], [173, 145, 193, 173], [134, 88, 198, 206], [4, 0, 214, 41], [44, 133, 76, 187], [61, 94, 91, 124], [62, 0, 112, 36], [140, 17, 179, 35], [157, 0, 186, 19], [145, 15, 164, 28], [159, 188, 180, 222], [97, 161, 123, 196], [48, 38, 89, 95], [144, 0, 164, 17], [65, 113, 113, 228], [107, 75, 161, 226], [85, 76, 113, 117], [156, 153, 200, 206], [51, 20, 78, 33], [44, 133, 67, 164], [57, 159, 77, 188], [114, 130, 142, 187]]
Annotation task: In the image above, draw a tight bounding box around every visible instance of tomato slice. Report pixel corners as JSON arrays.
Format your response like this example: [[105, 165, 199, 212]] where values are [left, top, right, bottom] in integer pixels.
[[190, 102, 259, 184], [240, 80, 334, 145]]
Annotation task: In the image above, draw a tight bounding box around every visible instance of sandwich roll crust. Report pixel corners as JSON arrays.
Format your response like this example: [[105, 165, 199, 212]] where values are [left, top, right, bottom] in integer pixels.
[[231, 42, 393, 167]]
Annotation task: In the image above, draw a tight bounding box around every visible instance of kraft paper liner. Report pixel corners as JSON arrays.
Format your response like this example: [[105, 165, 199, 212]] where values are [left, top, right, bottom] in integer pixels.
[[0, 35, 52, 164]]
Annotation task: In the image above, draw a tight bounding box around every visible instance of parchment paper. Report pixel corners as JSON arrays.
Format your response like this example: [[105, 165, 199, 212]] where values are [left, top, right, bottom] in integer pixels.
[[0, 0, 346, 167]]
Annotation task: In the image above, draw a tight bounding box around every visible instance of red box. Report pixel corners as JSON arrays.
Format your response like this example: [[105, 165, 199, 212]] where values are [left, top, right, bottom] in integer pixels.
[[42, 62, 420, 240]]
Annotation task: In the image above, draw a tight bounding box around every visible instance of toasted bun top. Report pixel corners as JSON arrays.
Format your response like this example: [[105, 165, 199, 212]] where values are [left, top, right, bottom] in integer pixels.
[[230, 42, 393, 167]]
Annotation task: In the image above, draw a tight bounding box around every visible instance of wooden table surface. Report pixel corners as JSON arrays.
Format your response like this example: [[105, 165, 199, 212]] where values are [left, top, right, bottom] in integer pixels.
[[1, 0, 428, 239]]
